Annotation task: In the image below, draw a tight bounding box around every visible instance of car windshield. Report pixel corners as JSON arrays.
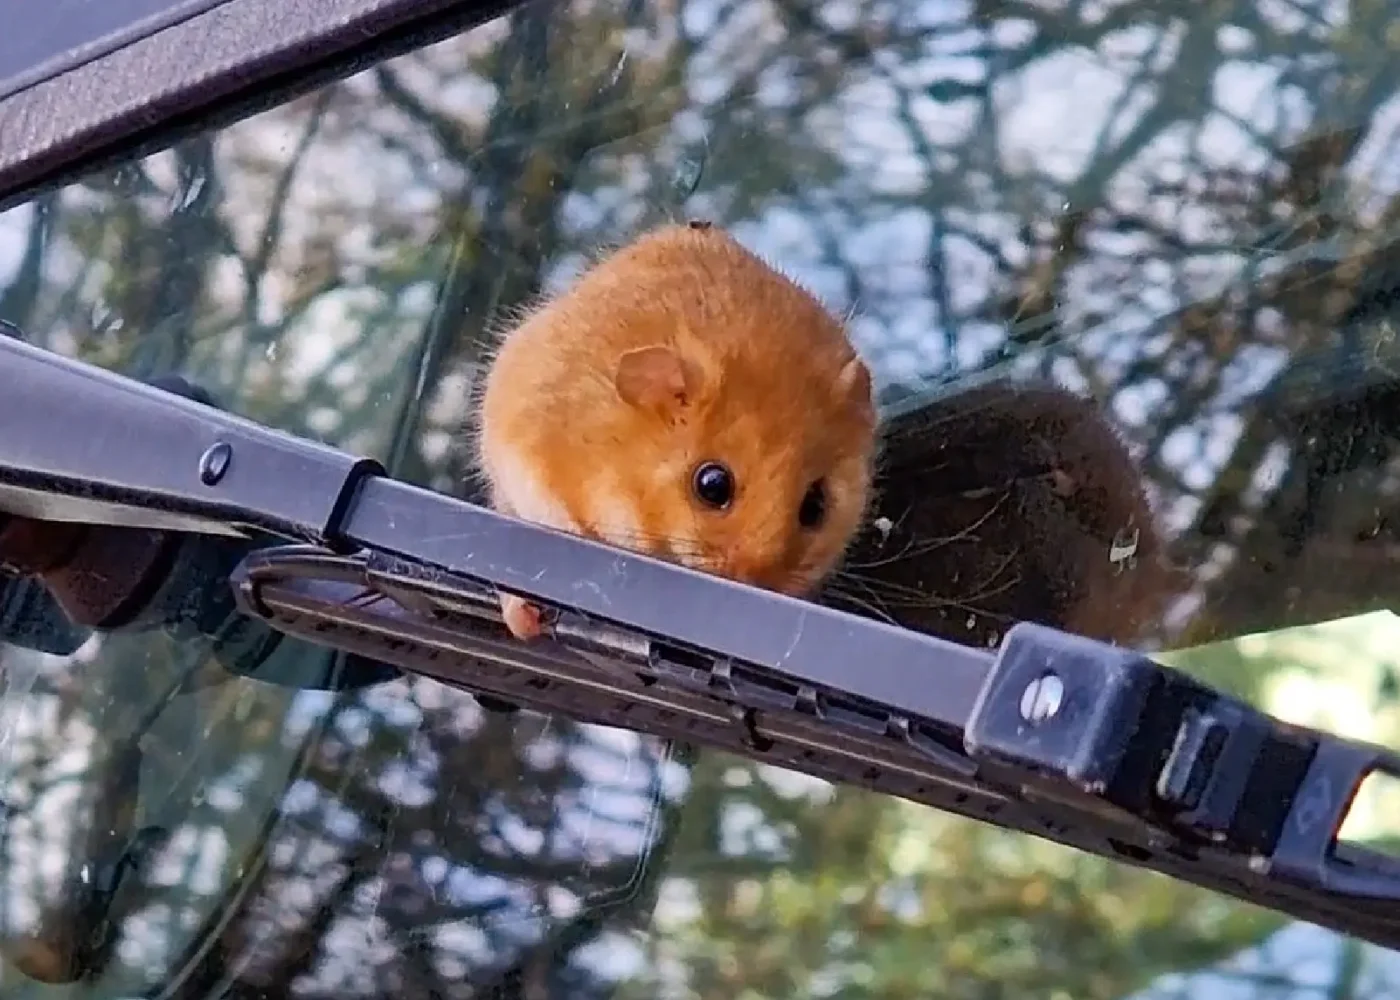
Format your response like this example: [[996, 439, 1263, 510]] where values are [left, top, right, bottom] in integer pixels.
[[4, 0, 1400, 996]]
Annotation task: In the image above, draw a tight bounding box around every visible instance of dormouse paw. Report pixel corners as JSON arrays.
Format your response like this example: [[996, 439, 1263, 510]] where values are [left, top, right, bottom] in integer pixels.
[[500, 592, 545, 641]]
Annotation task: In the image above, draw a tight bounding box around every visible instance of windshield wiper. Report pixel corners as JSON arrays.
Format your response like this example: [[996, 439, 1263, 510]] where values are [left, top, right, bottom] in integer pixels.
[[4, 328, 1400, 952]]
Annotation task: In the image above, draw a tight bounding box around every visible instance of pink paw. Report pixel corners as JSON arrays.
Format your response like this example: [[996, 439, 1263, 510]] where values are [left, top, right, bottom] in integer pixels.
[[500, 592, 544, 641]]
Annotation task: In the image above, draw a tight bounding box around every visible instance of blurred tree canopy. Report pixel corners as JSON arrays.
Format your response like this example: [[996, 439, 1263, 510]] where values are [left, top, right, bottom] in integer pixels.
[[3, 0, 1400, 996]]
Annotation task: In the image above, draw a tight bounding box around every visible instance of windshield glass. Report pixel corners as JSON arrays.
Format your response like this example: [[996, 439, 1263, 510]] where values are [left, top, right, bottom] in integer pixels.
[[3, 0, 1400, 995]]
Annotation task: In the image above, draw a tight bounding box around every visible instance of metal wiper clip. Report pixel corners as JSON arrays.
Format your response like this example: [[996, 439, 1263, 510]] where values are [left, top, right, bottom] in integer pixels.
[[5, 333, 1400, 949]]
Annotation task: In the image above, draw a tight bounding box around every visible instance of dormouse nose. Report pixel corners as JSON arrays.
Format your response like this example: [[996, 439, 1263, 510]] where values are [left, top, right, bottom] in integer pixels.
[[726, 562, 770, 589], [721, 544, 787, 592]]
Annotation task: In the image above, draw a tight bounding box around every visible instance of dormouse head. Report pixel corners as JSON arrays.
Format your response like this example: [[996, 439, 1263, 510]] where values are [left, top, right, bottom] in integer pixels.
[[601, 292, 879, 599]]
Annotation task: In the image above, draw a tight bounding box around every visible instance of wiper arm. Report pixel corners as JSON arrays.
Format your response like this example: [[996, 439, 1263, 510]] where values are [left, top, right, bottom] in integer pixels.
[[0, 324, 382, 542], [4, 330, 1400, 952]]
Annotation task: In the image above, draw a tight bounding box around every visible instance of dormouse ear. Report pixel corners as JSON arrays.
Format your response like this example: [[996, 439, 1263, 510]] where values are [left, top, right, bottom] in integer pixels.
[[837, 355, 875, 419], [615, 345, 696, 415]]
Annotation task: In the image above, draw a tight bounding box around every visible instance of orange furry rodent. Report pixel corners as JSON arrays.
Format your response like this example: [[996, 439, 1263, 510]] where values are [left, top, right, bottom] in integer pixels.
[[472, 221, 880, 640]]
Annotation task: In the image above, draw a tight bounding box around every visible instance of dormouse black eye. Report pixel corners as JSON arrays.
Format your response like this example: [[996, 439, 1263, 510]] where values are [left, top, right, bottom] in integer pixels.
[[692, 461, 735, 509], [799, 480, 827, 529]]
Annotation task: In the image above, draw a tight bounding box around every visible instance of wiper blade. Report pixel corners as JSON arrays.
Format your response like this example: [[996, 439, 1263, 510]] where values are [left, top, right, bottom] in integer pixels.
[[230, 544, 1400, 940], [233, 543, 988, 789], [5, 331, 1400, 950]]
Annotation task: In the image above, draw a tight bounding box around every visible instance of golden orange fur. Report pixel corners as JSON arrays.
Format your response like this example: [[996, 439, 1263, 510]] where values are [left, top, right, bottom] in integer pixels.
[[472, 221, 879, 639]]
